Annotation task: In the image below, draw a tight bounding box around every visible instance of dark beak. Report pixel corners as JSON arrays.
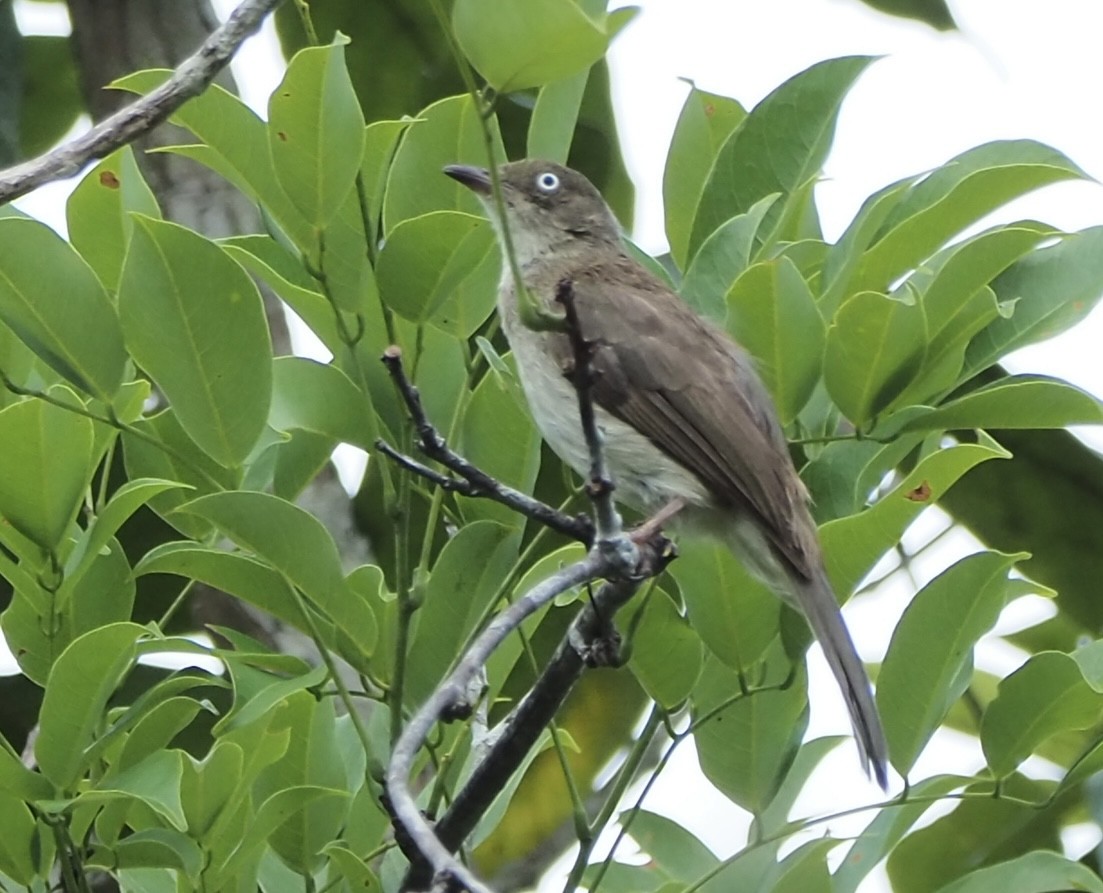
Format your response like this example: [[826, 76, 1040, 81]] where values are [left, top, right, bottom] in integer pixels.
[[443, 164, 491, 195]]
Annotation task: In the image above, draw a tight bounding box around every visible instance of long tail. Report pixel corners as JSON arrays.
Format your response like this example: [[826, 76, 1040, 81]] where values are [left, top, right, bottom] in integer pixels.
[[791, 568, 889, 788]]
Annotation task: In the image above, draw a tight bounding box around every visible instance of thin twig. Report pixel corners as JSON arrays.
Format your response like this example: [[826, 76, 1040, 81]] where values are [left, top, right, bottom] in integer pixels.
[[0, 0, 285, 206], [376, 346, 594, 544], [554, 279, 634, 565]]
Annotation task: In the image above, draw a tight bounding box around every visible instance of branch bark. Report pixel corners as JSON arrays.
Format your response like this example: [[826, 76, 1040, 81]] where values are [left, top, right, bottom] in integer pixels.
[[0, 0, 283, 206]]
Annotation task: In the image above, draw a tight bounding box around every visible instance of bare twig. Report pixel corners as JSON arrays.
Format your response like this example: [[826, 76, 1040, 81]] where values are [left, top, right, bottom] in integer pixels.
[[0, 0, 284, 206], [386, 550, 608, 893], [376, 346, 594, 544], [554, 278, 635, 565]]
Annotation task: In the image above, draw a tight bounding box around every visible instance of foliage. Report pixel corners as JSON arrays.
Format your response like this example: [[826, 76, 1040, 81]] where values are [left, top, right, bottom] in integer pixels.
[[0, 2, 1102, 892]]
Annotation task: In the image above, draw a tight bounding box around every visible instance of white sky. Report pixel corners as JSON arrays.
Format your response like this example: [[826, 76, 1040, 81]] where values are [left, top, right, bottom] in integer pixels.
[[9, 1, 1103, 890]]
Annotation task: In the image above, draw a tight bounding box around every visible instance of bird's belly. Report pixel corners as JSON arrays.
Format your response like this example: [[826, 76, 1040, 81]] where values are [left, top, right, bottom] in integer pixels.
[[503, 312, 712, 515]]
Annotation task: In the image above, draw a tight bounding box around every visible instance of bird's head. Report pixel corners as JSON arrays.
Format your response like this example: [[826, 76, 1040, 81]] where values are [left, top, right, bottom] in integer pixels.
[[444, 160, 621, 266]]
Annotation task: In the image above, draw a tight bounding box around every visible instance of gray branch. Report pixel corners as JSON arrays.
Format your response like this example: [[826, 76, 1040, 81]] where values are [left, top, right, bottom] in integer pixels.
[[0, 0, 284, 206], [385, 550, 608, 893]]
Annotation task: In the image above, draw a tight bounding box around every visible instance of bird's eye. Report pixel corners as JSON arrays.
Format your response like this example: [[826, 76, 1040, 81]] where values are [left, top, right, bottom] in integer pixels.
[[535, 172, 560, 193]]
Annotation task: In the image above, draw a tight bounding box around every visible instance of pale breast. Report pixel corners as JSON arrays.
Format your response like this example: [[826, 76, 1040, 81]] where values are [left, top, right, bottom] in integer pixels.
[[498, 281, 712, 515]]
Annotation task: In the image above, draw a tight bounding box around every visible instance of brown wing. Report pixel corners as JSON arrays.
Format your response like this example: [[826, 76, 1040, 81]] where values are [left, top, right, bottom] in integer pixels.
[[553, 252, 819, 580]]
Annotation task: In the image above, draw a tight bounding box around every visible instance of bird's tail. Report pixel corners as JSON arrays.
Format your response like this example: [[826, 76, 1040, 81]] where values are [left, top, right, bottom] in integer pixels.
[[791, 568, 889, 789]]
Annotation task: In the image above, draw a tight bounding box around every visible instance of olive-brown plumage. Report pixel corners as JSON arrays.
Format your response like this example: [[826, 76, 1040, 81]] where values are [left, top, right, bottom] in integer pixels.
[[445, 160, 888, 787]]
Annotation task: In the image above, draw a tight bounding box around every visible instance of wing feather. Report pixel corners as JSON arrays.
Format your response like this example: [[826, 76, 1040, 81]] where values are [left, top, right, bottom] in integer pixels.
[[554, 254, 819, 579]]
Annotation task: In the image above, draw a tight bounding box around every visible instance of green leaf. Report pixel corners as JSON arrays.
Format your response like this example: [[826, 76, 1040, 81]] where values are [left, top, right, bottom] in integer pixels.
[[66, 146, 161, 291], [771, 838, 834, 893], [821, 175, 918, 313], [405, 521, 518, 706], [0, 218, 126, 399], [0, 395, 95, 550], [858, 0, 956, 30], [268, 37, 365, 227], [217, 664, 327, 735], [260, 429, 334, 500], [116, 697, 206, 771], [93, 671, 223, 771], [113, 71, 313, 251], [628, 809, 718, 882], [324, 844, 382, 891], [672, 539, 781, 671], [375, 211, 498, 334], [58, 478, 186, 609], [889, 224, 1054, 405], [679, 194, 777, 322], [459, 359, 542, 526], [172, 497, 378, 665], [255, 695, 348, 874], [176, 491, 346, 612], [220, 237, 338, 352], [82, 750, 187, 831], [688, 56, 875, 261], [0, 736, 53, 801], [852, 141, 1089, 295], [271, 356, 378, 449], [528, 70, 590, 162], [692, 656, 808, 813], [834, 774, 967, 892], [179, 741, 245, 839], [821, 440, 1010, 598], [917, 224, 1055, 342], [824, 289, 927, 426], [982, 651, 1103, 778], [383, 95, 505, 235], [935, 850, 1103, 893], [756, 736, 846, 836], [35, 622, 146, 791], [360, 119, 413, 244], [877, 551, 1024, 775], [965, 226, 1103, 377], [725, 257, 824, 424], [212, 786, 344, 884], [888, 775, 1057, 892], [627, 590, 703, 709], [94, 829, 203, 879], [0, 790, 36, 885], [663, 85, 747, 270], [118, 216, 272, 467], [5, 536, 134, 685], [121, 408, 238, 539], [902, 375, 1103, 434], [135, 542, 301, 633], [453, 0, 609, 93]]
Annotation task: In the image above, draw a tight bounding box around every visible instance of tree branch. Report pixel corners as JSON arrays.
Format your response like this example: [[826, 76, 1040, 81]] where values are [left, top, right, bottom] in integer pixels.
[[0, 0, 284, 206], [554, 277, 632, 554], [386, 550, 609, 893], [401, 537, 672, 890], [376, 346, 594, 545]]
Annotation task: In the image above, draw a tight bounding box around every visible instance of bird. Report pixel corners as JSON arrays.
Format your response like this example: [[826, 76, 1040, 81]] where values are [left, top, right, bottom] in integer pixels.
[[444, 159, 889, 788]]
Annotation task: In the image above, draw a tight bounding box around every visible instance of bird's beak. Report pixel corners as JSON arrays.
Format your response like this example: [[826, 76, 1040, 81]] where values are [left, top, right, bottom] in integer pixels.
[[443, 164, 491, 195]]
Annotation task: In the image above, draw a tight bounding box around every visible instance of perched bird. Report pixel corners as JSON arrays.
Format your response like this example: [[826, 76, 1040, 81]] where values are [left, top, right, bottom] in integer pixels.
[[444, 160, 888, 787]]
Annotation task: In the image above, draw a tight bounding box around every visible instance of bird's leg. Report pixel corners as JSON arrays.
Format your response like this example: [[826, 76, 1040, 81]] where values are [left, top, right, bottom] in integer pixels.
[[631, 497, 687, 543]]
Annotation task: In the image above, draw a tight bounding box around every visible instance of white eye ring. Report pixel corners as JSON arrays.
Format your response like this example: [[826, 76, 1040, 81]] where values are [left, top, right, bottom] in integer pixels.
[[535, 171, 560, 193]]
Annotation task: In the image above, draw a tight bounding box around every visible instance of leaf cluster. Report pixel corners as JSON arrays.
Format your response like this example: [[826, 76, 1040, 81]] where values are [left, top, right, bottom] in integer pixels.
[[0, 3, 1101, 892]]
